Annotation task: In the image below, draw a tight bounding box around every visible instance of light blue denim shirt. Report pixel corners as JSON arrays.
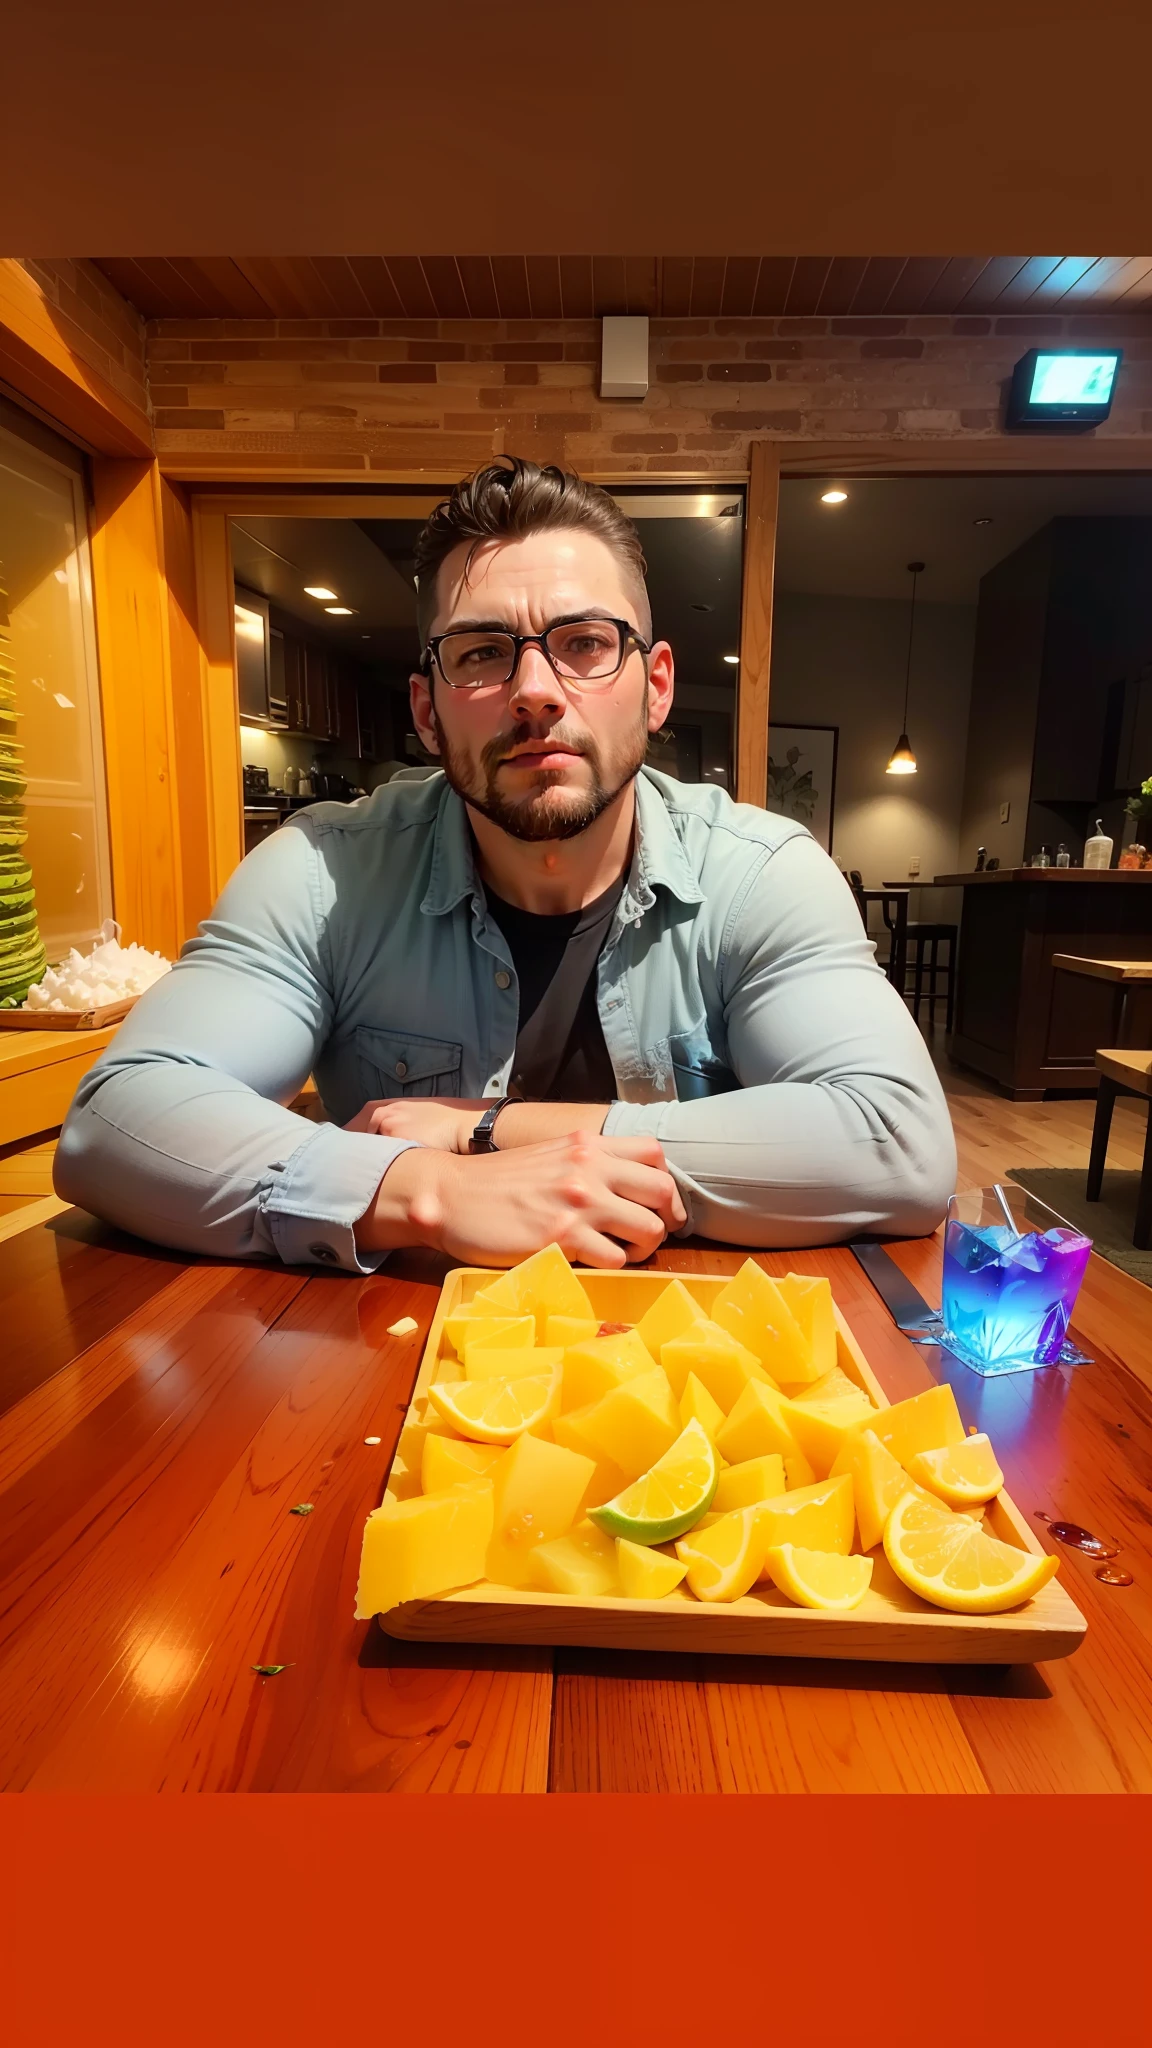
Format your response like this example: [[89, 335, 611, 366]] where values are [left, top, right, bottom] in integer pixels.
[[56, 768, 956, 1268]]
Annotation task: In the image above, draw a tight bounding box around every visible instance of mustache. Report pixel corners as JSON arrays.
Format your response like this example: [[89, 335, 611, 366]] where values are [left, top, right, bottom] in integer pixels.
[[481, 727, 593, 775]]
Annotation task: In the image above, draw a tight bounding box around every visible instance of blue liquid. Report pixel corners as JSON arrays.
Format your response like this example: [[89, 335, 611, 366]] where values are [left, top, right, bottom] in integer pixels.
[[941, 1221, 1091, 1374]]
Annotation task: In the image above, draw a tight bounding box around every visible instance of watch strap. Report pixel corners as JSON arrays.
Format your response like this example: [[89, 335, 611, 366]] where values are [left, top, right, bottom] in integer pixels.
[[468, 1096, 512, 1154]]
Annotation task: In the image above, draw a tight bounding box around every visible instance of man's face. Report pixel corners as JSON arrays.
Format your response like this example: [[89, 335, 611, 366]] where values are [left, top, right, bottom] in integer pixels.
[[409, 529, 674, 841]]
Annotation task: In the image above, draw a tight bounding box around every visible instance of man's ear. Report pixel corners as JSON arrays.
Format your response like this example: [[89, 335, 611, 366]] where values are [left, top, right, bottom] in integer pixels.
[[409, 672, 441, 755], [645, 641, 675, 735]]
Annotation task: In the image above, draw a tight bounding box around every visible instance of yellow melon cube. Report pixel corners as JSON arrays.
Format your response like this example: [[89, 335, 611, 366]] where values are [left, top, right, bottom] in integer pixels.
[[633, 1276, 703, 1357], [865, 1384, 965, 1470], [679, 1371, 727, 1445], [471, 1243, 594, 1338], [774, 1273, 838, 1384], [784, 1454, 816, 1490], [615, 1538, 688, 1600], [560, 1329, 657, 1412], [421, 1433, 504, 1495], [485, 1432, 597, 1588], [443, 1310, 535, 1356], [661, 1318, 772, 1410], [546, 1314, 601, 1348], [464, 1343, 564, 1382], [552, 1367, 679, 1483], [780, 1389, 875, 1478], [790, 1365, 865, 1407], [712, 1453, 786, 1513], [754, 1474, 854, 1572], [532, 1519, 618, 1597], [354, 1479, 494, 1616], [712, 1259, 812, 1383], [829, 1426, 916, 1552], [715, 1378, 811, 1471]]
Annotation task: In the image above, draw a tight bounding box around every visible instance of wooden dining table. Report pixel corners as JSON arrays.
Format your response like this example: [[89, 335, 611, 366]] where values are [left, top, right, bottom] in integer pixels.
[[2, 1207, 1150, 1794]]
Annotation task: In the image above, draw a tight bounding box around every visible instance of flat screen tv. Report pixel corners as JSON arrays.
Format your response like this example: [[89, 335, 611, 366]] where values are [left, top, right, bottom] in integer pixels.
[[1006, 348, 1122, 430]]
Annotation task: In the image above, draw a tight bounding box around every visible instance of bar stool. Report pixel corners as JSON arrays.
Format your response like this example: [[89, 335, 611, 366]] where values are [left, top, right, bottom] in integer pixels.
[[1086, 1047, 1152, 1250], [904, 922, 958, 1030]]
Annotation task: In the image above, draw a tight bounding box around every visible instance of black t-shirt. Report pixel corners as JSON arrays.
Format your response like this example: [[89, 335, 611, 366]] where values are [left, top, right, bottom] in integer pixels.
[[484, 875, 625, 1103]]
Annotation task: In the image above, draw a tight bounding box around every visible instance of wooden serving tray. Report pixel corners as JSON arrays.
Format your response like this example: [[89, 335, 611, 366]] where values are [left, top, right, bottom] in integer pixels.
[[0, 996, 136, 1031], [378, 1267, 1087, 1664]]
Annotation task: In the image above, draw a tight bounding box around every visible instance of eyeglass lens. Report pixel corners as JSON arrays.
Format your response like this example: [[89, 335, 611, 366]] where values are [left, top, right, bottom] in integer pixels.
[[437, 619, 627, 690]]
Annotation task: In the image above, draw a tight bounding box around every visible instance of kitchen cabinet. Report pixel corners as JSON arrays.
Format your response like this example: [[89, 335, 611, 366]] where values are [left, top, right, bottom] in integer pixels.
[[235, 590, 270, 722]]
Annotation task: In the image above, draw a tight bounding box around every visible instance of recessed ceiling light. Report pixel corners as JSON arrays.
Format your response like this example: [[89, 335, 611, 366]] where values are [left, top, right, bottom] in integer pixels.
[[304, 585, 339, 601], [723, 654, 740, 665], [325, 606, 355, 616], [973, 517, 993, 527], [820, 488, 848, 505]]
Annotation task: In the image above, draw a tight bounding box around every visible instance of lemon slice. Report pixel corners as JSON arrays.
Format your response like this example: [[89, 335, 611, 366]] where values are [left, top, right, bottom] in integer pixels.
[[428, 1368, 560, 1445], [884, 1491, 1058, 1614], [762, 1544, 873, 1610], [588, 1419, 718, 1544], [905, 1433, 1004, 1507], [675, 1505, 764, 1602]]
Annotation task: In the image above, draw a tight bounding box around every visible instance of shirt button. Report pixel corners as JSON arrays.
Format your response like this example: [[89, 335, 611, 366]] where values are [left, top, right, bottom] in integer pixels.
[[494, 969, 511, 989], [394, 1059, 408, 1078], [309, 1243, 339, 1264]]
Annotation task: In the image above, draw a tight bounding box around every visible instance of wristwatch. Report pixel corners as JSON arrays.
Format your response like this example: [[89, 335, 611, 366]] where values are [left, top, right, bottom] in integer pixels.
[[468, 1096, 513, 1154]]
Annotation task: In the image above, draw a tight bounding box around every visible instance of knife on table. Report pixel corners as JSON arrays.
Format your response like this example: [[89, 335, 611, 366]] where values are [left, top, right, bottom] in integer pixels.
[[848, 1239, 944, 1336]]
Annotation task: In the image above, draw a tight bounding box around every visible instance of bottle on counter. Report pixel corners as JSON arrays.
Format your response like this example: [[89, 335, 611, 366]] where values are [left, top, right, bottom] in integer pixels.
[[283, 763, 299, 797], [1055, 843, 1071, 868], [1033, 846, 1052, 868], [974, 846, 986, 871], [1083, 819, 1114, 870]]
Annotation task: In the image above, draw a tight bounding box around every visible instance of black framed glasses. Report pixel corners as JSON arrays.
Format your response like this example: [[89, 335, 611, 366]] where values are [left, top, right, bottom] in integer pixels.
[[421, 615, 650, 694]]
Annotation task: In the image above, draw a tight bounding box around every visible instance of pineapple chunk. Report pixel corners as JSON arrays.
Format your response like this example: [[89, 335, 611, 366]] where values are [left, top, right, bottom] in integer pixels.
[[560, 1328, 657, 1411], [865, 1384, 965, 1470], [443, 1310, 535, 1356], [712, 1453, 786, 1513], [633, 1277, 702, 1357], [679, 1371, 727, 1445], [421, 1434, 504, 1494], [545, 1314, 600, 1348], [755, 1473, 854, 1568], [661, 1317, 773, 1409], [354, 1480, 494, 1616], [552, 1367, 680, 1483], [463, 1343, 564, 1382], [471, 1243, 593, 1338], [780, 1388, 875, 1479], [615, 1538, 688, 1600], [715, 1379, 813, 1478], [774, 1273, 838, 1384], [829, 1427, 916, 1551], [712, 1260, 812, 1382], [486, 1432, 597, 1588], [532, 1519, 618, 1597]]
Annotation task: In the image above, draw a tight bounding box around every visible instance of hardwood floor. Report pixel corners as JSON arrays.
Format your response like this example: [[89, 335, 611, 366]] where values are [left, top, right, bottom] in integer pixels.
[[931, 1032, 1149, 1190]]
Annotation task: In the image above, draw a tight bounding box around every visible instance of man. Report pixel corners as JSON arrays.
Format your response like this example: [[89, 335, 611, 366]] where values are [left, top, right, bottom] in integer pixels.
[[56, 458, 956, 1271]]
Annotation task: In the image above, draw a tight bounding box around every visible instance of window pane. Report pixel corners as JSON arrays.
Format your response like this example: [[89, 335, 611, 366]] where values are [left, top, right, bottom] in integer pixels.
[[0, 422, 112, 966]]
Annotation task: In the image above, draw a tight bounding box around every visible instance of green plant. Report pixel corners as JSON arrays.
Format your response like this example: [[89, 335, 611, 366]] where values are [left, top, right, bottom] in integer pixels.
[[1124, 774, 1152, 824], [0, 565, 49, 1007]]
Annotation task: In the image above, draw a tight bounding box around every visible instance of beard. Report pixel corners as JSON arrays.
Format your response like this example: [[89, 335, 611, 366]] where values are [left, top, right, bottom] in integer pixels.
[[430, 701, 650, 842]]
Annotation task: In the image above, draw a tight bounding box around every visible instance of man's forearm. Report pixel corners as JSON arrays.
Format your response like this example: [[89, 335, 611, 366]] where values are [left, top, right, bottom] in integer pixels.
[[492, 1101, 610, 1148]]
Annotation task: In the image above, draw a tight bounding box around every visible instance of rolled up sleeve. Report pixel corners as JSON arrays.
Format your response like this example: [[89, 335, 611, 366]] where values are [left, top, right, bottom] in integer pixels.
[[604, 834, 956, 1246], [55, 819, 414, 1271]]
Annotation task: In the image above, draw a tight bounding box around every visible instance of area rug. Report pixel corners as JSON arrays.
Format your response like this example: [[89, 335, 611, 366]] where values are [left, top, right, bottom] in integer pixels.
[[1008, 1167, 1151, 1289]]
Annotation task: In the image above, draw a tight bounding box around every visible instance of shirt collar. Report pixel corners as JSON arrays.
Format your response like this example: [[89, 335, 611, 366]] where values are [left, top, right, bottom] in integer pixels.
[[420, 766, 703, 920]]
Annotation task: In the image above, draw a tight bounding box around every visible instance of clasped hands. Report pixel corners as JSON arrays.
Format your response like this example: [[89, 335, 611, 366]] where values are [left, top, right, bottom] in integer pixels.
[[345, 1095, 686, 1268]]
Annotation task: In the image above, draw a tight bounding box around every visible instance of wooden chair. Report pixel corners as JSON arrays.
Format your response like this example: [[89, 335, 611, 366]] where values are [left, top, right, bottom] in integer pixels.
[[1086, 1048, 1152, 1250], [904, 922, 958, 1031]]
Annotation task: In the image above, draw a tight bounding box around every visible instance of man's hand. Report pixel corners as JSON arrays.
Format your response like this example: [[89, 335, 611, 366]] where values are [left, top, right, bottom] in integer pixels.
[[344, 1097, 480, 1151], [356, 1130, 687, 1268]]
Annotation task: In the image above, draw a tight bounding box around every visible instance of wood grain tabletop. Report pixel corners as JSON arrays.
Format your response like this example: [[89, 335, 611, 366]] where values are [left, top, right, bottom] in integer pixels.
[[1, 1209, 1149, 1794]]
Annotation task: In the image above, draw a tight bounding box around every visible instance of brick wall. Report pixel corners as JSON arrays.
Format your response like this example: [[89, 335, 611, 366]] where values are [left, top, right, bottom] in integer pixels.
[[146, 311, 1152, 477], [20, 260, 148, 421]]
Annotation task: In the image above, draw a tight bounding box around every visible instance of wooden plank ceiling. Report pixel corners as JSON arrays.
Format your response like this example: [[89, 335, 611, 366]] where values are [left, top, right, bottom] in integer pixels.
[[94, 256, 1152, 323]]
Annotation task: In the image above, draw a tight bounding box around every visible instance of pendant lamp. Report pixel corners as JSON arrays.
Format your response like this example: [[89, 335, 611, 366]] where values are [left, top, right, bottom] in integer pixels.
[[886, 560, 923, 775]]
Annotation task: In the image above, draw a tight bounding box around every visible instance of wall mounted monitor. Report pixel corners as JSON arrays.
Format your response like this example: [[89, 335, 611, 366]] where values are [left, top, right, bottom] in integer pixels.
[[1006, 348, 1122, 430]]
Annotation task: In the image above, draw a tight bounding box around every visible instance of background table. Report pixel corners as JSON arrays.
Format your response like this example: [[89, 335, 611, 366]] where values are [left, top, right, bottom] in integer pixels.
[[1, 1211, 1150, 1792], [1052, 954, 1152, 1051]]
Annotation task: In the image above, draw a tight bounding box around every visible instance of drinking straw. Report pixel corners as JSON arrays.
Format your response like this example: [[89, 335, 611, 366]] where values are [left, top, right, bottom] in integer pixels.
[[992, 1183, 1018, 1232]]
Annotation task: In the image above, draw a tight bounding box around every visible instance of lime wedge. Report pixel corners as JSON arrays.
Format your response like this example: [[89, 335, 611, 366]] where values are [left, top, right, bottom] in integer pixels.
[[589, 1419, 717, 1545]]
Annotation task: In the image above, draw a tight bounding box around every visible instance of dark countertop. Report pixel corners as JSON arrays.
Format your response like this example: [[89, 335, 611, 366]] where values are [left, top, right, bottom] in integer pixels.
[[934, 868, 1152, 885]]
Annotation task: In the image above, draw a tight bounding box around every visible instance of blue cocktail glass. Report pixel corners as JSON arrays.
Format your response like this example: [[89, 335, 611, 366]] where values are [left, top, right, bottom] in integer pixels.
[[941, 1184, 1091, 1375]]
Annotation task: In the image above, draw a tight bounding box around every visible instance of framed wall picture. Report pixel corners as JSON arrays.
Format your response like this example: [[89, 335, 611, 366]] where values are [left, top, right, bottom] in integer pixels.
[[766, 724, 838, 851]]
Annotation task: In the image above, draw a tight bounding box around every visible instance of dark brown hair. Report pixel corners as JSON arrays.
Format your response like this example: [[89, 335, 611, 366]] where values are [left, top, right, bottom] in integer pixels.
[[413, 456, 651, 646]]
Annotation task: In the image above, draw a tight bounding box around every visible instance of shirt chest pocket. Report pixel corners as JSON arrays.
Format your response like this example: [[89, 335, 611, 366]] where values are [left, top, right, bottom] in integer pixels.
[[355, 1026, 463, 1101]]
